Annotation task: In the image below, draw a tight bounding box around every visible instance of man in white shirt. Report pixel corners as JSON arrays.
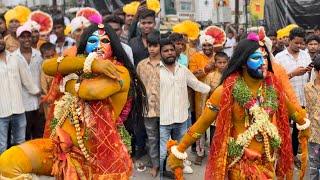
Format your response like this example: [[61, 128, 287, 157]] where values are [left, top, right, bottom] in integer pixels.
[[275, 27, 312, 168], [159, 38, 210, 178], [223, 31, 237, 58], [0, 32, 40, 154], [14, 25, 43, 140]]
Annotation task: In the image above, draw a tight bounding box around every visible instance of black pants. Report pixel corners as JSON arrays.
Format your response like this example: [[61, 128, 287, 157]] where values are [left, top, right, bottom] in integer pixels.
[[190, 111, 197, 150], [210, 125, 216, 146], [25, 109, 45, 140], [292, 122, 299, 156]]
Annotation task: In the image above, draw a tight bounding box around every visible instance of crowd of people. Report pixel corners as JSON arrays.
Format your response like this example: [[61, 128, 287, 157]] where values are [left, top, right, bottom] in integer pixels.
[[0, 0, 319, 179]]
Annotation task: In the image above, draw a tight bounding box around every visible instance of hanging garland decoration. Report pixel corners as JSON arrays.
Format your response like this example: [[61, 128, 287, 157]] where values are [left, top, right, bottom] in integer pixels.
[[227, 76, 281, 167]]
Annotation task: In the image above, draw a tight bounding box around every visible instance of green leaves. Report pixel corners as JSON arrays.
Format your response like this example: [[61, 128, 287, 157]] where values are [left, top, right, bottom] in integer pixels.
[[228, 138, 243, 158], [270, 138, 281, 148], [233, 78, 252, 106], [50, 118, 59, 131], [232, 78, 278, 111], [118, 125, 132, 153], [263, 86, 278, 111]]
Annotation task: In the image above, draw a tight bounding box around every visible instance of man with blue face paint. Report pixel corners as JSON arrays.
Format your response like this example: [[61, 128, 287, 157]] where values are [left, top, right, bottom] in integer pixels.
[[167, 33, 311, 180], [0, 23, 147, 179], [84, 24, 113, 60], [246, 50, 265, 79]]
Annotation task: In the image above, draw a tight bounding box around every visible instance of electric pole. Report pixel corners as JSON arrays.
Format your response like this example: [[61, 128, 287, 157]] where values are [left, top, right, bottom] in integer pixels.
[[53, 0, 57, 10], [235, 0, 239, 32]]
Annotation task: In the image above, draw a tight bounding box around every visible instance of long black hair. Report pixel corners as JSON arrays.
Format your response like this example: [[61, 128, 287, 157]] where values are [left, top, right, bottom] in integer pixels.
[[220, 38, 273, 84], [77, 24, 147, 132]]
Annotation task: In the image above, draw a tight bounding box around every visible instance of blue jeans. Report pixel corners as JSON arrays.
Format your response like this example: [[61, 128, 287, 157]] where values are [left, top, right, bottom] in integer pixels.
[[186, 110, 192, 128], [0, 113, 27, 154], [159, 120, 188, 176]]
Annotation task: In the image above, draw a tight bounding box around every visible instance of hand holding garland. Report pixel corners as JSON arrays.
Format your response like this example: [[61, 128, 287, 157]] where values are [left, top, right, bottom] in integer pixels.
[[286, 100, 311, 139]]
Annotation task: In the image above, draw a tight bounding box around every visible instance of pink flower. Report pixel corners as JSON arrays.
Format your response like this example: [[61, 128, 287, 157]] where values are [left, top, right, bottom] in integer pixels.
[[247, 32, 259, 42], [88, 14, 102, 24]]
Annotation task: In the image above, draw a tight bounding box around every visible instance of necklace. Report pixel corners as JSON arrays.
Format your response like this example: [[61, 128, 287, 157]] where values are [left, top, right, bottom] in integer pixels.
[[233, 77, 278, 116], [228, 76, 281, 166]]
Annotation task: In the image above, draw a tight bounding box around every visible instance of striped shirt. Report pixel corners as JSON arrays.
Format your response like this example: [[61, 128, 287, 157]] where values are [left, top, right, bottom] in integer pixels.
[[160, 61, 210, 125], [0, 51, 40, 118], [14, 48, 43, 112], [275, 49, 311, 106]]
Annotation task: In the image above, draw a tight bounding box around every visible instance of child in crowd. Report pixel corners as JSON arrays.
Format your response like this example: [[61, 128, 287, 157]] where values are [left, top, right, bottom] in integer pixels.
[[136, 30, 160, 177], [39, 42, 57, 122], [207, 52, 228, 143], [195, 52, 229, 165]]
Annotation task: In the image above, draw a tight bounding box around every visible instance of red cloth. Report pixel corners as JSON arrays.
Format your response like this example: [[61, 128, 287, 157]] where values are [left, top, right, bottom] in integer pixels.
[[205, 72, 293, 179], [42, 74, 63, 138], [88, 99, 132, 176]]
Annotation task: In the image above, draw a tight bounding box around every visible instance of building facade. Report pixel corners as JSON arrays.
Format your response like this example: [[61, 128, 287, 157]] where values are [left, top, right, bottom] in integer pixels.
[[0, 0, 73, 7], [163, 0, 246, 24]]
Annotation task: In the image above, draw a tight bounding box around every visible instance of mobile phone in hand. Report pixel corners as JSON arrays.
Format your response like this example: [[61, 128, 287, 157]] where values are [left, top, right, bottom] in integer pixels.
[[308, 62, 314, 68]]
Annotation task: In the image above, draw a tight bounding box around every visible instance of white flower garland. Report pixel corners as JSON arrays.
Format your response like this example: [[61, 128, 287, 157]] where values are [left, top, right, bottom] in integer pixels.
[[296, 118, 311, 130], [59, 73, 79, 93], [171, 145, 188, 160], [83, 52, 97, 74], [51, 93, 92, 161], [53, 93, 74, 120], [236, 104, 281, 146], [51, 93, 77, 138], [229, 104, 281, 166]]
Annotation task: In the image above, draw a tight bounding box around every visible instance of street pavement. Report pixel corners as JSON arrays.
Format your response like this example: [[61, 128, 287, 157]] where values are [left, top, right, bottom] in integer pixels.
[[33, 130, 309, 180]]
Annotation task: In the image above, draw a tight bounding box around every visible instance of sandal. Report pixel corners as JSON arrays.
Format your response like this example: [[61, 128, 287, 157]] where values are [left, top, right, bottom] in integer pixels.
[[136, 162, 146, 172]]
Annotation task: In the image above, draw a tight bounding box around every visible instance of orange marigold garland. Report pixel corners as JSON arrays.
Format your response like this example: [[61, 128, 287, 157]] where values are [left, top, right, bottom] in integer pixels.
[[299, 136, 308, 180], [167, 140, 184, 180]]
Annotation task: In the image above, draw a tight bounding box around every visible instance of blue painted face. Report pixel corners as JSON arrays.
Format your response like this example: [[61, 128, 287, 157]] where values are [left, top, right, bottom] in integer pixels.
[[246, 50, 264, 79], [85, 34, 100, 54], [84, 29, 112, 59]]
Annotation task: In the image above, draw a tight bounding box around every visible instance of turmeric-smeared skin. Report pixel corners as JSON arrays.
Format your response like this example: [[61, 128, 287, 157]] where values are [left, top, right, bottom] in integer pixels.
[[0, 57, 131, 178], [168, 71, 309, 172]]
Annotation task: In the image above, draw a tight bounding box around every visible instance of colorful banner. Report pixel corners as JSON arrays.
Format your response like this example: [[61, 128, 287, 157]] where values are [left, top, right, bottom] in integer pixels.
[[249, 0, 265, 20]]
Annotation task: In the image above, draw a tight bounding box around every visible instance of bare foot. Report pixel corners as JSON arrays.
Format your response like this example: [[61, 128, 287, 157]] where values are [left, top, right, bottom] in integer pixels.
[[150, 167, 159, 177]]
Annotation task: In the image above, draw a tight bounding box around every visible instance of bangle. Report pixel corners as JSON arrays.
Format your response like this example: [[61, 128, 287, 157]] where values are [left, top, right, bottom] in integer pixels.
[[83, 52, 97, 74], [206, 102, 220, 112], [296, 118, 310, 130], [171, 145, 188, 160], [60, 73, 79, 93], [187, 129, 202, 139]]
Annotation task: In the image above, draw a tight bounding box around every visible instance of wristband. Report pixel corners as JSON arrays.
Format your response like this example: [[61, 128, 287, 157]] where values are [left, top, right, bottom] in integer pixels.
[[60, 73, 79, 93], [171, 145, 188, 160], [296, 118, 310, 130]]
